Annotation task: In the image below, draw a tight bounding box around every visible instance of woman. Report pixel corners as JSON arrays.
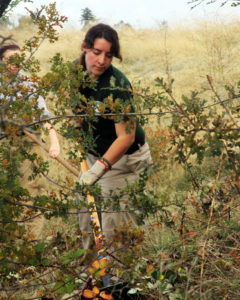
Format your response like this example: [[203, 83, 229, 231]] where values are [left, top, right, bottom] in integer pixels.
[[0, 43, 60, 238], [0, 43, 60, 158], [75, 24, 152, 251]]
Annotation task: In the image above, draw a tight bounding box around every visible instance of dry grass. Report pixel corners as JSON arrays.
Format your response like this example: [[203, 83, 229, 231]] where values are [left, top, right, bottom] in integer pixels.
[[2, 17, 240, 300], [3, 16, 240, 93], [1, 16, 240, 220]]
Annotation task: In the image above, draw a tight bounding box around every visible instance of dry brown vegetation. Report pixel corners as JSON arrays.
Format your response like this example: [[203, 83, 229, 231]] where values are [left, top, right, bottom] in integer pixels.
[[3, 16, 240, 91], [2, 17, 240, 298], [2, 15, 240, 216], [1, 16, 240, 207], [3, 19, 239, 115]]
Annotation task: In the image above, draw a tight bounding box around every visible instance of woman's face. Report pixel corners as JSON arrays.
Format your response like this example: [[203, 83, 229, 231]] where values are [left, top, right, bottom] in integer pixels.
[[2, 49, 21, 74], [82, 38, 113, 79]]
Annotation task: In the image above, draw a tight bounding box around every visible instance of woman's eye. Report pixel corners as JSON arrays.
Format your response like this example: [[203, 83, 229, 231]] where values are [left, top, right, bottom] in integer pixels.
[[93, 50, 101, 55], [92, 50, 112, 59]]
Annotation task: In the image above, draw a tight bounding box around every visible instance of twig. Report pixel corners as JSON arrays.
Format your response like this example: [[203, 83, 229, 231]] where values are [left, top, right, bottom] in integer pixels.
[[207, 75, 240, 129]]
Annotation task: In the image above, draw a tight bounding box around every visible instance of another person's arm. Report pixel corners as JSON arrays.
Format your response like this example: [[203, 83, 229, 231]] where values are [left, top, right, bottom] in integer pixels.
[[37, 95, 60, 158], [43, 122, 60, 158]]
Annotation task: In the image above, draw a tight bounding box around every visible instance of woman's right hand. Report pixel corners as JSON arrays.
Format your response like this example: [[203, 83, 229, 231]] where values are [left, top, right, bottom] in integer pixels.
[[49, 141, 60, 158]]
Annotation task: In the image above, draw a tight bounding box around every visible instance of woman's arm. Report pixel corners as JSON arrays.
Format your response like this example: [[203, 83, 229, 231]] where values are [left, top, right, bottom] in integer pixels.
[[43, 122, 60, 158], [103, 120, 136, 165], [79, 119, 136, 186]]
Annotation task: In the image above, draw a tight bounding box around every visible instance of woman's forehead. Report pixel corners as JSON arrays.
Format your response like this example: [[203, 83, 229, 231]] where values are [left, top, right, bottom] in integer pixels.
[[3, 49, 21, 59], [93, 38, 112, 51]]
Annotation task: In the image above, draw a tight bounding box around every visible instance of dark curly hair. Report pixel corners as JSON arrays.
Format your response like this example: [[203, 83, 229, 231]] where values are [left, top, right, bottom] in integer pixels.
[[0, 44, 20, 60], [79, 23, 122, 69]]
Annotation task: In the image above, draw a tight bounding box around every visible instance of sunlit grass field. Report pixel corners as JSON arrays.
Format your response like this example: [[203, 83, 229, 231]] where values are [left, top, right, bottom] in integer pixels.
[[2, 15, 240, 299], [3, 16, 240, 93], [2, 16, 240, 195]]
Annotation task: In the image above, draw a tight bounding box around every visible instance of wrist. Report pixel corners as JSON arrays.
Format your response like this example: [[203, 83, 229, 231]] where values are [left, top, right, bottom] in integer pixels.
[[43, 122, 54, 130], [97, 158, 111, 171], [100, 157, 112, 170]]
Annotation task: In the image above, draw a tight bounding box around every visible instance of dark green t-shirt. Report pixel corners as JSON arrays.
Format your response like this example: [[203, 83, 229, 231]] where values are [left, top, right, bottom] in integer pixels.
[[76, 64, 145, 156]]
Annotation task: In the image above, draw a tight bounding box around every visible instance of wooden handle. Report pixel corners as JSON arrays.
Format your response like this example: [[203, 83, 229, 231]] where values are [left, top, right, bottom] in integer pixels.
[[24, 129, 104, 251], [79, 155, 102, 230], [80, 159, 89, 173], [23, 129, 79, 177], [79, 153, 103, 249]]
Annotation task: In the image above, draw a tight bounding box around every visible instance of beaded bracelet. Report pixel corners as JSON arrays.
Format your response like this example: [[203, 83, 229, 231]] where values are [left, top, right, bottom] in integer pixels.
[[97, 159, 109, 170], [101, 157, 112, 170]]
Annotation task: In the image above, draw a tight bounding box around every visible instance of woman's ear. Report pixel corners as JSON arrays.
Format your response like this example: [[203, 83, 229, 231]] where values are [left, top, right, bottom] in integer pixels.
[[81, 42, 87, 52]]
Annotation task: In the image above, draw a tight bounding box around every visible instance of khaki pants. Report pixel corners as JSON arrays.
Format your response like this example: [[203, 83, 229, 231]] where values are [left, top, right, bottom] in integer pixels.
[[20, 135, 47, 239], [77, 142, 152, 250]]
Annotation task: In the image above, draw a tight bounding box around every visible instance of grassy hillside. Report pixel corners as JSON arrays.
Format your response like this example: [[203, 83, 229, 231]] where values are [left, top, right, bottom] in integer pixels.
[[2, 16, 240, 212], [1, 18, 240, 299], [3, 17, 240, 91], [2, 16, 240, 216]]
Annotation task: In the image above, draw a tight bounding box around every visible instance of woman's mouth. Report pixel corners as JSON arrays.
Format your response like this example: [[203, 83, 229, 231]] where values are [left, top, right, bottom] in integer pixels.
[[95, 66, 104, 72], [10, 66, 18, 73]]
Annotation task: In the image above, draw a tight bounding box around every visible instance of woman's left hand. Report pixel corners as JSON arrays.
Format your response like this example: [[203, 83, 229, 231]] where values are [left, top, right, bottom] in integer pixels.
[[49, 143, 60, 158], [43, 122, 60, 158], [80, 160, 106, 185]]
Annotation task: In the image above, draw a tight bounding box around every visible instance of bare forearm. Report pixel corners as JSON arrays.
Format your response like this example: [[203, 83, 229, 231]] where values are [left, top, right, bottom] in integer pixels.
[[43, 122, 60, 158], [103, 135, 134, 165], [48, 128, 59, 145]]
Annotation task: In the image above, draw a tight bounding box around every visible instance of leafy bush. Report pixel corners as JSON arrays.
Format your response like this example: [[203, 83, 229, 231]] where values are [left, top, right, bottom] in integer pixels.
[[1, 2, 240, 300]]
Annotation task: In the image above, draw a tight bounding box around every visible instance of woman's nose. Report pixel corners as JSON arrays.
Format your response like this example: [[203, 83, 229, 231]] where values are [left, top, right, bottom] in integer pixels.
[[98, 54, 105, 64]]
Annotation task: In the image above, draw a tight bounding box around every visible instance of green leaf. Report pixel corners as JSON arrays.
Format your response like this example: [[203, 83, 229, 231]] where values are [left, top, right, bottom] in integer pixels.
[[60, 257, 70, 265], [34, 242, 45, 252], [28, 257, 38, 266], [72, 249, 85, 259], [66, 282, 74, 294], [54, 282, 66, 294], [151, 270, 160, 280], [41, 258, 50, 266]]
